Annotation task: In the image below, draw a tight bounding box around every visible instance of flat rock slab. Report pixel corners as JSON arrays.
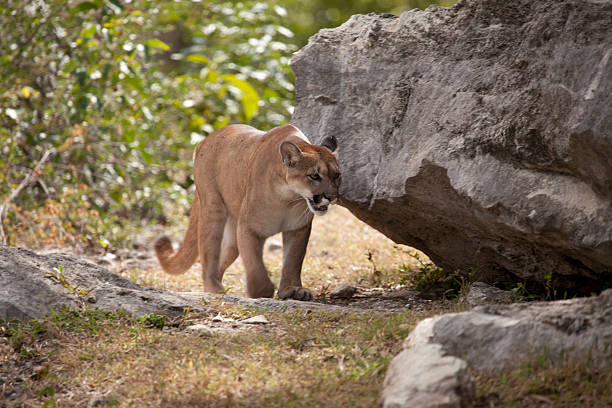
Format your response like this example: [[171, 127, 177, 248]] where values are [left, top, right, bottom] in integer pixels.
[[0, 246, 363, 322], [0, 246, 215, 321], [291, 0, 612, 292], [178, 292, 356, 314], [382, 289, 612, 407]]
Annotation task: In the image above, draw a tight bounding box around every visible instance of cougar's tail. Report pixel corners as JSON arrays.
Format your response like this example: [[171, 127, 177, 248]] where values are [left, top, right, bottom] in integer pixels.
[[154, 194, 200, 275]]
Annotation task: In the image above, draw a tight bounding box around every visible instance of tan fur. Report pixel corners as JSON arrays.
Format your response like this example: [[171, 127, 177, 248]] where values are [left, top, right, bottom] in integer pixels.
[[154, 124, 341, 300]]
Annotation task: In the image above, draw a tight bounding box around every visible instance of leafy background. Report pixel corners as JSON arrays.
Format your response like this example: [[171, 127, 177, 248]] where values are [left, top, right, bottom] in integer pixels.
[[0, 0, 454, 250]]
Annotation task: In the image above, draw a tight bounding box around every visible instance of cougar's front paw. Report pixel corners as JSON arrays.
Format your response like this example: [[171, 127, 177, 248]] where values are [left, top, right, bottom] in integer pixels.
[[278, 286, 313, 301]]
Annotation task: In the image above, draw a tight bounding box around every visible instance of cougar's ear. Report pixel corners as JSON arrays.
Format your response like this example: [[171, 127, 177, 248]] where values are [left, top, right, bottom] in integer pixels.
[[320, 135, 338, 153], [280, 141, 303, 167]]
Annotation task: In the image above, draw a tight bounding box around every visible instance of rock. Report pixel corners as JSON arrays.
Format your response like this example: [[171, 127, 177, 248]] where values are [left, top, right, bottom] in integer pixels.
[[290, 0, 612, 293], [434, 288, 612, 372], [465, 282, 512, 306], [0, 246, 212, 321], [330, 284, 358, 299], [382, 319, 475, 408], [382, 290, 612, 406], [185, 324, 215, 335], [179, 292, 359, 313], [266, 240, 282, 252], [212, 314, 236, 323], [240, 315, 269, 324]]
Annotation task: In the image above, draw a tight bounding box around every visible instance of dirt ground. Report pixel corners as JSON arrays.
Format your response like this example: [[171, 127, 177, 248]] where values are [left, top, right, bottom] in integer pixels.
[[84, 205, 438, 311]]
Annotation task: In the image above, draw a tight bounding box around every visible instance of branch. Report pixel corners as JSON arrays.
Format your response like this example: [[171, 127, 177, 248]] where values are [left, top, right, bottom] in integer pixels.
[[0, 148, 57, 245]]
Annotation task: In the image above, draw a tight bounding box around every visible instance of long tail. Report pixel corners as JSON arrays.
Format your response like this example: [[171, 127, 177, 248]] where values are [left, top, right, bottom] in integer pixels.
[[154, 194, 200, 275]]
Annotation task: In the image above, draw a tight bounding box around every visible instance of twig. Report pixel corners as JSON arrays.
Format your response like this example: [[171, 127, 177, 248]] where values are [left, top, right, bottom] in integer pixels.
[[0, 147, 57, 245]]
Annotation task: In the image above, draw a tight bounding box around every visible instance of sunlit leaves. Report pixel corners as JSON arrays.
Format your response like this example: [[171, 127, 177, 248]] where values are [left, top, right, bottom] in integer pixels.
[[0, 0, 298, 247], [221, 75, 260, 120], [144, 39, 170, 52], [186, 54, 210, 65]]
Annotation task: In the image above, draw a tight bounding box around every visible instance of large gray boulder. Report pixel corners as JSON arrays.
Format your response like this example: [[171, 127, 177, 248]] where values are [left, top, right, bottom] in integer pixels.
[[291, 0, 612, 292], [381, 289, 612, 407]]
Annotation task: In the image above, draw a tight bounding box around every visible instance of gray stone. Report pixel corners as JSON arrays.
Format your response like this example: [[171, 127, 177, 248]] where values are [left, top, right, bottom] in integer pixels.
[[465, 282, 512, 306], [329, 284, 358, 299], [0, 246, 212, 321], [185, 324, 215, 335], [291, 0, 612, 292], [382, 319, 475, 408], [433, 288, 612, 372], [178, 291, 356, 313], [266, 240, 282, 252], [240, 315, 269, 324], [212, 314, 236, 323], [383, 290, 612, 406]]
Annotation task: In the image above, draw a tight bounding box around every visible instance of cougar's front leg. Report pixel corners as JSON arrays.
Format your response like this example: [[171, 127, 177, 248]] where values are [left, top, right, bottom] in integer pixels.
[[278, 223, 313, 301], [237, 223, 275, 298]]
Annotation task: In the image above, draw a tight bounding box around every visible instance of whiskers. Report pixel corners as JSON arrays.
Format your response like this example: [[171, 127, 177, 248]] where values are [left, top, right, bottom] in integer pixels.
[[288, 197, 306, 206], [298, 205, 312, 224]]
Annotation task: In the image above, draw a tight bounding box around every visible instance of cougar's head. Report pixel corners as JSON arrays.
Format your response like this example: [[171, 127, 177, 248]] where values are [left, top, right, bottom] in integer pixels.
[[280, 135, 341, 216]]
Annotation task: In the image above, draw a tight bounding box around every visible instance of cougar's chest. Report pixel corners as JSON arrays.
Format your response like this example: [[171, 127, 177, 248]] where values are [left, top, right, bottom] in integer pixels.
[[250, 200, 312, 237], [279, 201, 313, 232]]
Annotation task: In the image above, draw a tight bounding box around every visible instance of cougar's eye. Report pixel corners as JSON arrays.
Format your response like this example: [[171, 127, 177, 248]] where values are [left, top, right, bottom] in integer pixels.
[[308, 173, 321, 181]]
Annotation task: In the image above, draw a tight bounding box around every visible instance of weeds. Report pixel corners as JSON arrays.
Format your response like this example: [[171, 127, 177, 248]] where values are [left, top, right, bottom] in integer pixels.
[[398, 251, 462, 298], [137, 313, 165, 330], [473, 354, 612, 407]]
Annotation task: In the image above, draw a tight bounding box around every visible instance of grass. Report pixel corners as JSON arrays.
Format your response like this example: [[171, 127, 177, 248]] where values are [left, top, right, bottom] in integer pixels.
[[0, 306, 426, 407], [2, 206, 609, 406], [113, 206, 428, 295], [472, 356, 612, 407]]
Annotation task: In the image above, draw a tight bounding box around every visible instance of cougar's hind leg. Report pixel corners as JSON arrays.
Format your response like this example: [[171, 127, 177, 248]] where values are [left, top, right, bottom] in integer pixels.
[[218, 217, 239, 278], [197, 188, 227, 294]]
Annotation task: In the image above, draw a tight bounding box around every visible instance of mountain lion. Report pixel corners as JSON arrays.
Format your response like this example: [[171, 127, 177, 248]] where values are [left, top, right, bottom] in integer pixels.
[[154, 124, 341, 300]]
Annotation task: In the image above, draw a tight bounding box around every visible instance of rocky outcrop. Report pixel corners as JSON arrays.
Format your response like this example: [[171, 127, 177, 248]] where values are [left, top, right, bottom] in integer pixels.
[[291, 0, 612, 292], [381, 289, 612, 407], [0, 246, 215, 321]]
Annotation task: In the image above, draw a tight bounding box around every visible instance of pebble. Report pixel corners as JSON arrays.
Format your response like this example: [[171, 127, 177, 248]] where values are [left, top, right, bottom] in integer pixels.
[[240, 315, 269, 324], [330, 284, 357, 299]]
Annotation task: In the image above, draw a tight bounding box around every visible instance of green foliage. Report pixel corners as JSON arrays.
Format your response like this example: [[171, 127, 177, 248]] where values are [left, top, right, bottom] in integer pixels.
[[400, 252, 461, 298], [137, 313, 165, 329], [0, 0, 453, 249], [0, 0, 295, 248], [271, 0, 457, 46]]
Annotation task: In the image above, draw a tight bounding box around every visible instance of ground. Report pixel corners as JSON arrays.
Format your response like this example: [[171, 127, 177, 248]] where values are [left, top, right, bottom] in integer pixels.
[[1, 207, 610, 407]]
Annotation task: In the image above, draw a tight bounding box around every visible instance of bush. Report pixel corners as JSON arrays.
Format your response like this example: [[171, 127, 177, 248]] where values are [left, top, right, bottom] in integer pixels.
[[0, 0, 295, 248]]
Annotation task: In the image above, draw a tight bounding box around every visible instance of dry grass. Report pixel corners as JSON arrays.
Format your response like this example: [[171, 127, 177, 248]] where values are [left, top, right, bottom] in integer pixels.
[[119, 205, 424, 295], [2, 206, 609, 407], [0, 306, 430, 407], [1, 207, 437, 407], [472, 356, 612, 407]]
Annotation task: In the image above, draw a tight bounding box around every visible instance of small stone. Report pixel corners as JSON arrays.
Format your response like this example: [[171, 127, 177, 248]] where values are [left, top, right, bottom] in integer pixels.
[[266, 240, 282, 251], [240, 315, 269, 324], [185, 324, 214, 335], [330, 284, 357, 299], [466, 282, 512, 307], [212, 314, 235, 323]]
